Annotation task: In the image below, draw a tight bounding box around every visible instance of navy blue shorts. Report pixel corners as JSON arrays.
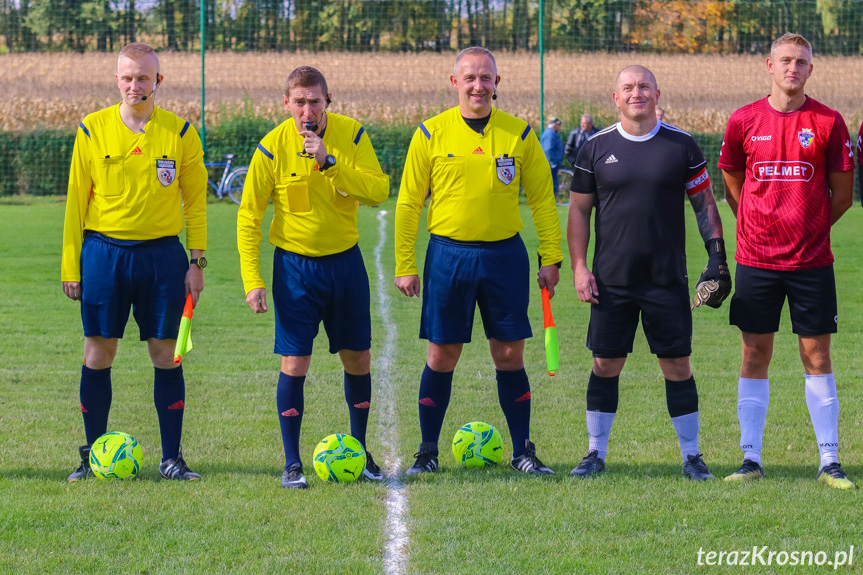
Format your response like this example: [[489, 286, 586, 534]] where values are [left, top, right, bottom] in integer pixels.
[[272, 244, 371, 356], [420, 234, 532, 344], [729, 263, 837, 335], [587, 282, 692, 359], [80, 233, 187, 341]]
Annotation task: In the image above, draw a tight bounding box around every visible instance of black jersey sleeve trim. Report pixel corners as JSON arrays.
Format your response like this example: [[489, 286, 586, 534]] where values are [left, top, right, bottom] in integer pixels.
[[353, 126, 365, 145], [180, 121, 190, 138], [521, 125, 531, 140]]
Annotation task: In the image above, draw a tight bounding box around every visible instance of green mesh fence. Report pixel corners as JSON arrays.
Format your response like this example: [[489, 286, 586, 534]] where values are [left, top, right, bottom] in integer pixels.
[[1, 0, 861, 196]]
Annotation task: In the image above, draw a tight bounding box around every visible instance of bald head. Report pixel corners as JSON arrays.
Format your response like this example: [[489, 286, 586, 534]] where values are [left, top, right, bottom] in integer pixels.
[[615, 65, 657, 91], [613, 64, 660, 131]]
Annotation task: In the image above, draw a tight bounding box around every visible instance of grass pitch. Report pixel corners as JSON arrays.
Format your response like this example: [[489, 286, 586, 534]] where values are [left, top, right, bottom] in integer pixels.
[[1, 200, 862, 574]]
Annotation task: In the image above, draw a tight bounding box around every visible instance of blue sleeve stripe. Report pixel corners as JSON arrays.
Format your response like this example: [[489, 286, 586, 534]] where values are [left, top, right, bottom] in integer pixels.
[[180, 121, 190, 137], [353, 126, 365, 145], [79, 123, 90, 138], [521, 125, 531, 141], [419, 123, 431, 140], [257, 143, 274, 160]]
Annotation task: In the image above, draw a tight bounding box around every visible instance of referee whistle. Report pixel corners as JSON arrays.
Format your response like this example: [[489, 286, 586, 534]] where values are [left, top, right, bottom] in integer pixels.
[[297, 122, 315, 159]]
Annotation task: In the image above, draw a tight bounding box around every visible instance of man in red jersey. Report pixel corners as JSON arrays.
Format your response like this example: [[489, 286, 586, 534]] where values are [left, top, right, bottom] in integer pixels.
[[719, 33, 856, 489], [858, 121, 862, 205]]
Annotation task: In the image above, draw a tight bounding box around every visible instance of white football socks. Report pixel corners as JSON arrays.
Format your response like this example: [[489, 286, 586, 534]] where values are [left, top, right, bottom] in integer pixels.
[[804, 373, 839, 468], [671, 411, 700, 462], [737, 378, 769, 465], [586, 411, 616, 460]]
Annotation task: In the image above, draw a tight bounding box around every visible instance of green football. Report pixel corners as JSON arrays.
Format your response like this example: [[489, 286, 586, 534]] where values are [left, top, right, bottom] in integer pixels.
[[452, 422, 503, 467], [89, 431, 143, 480], [312, 433, 366, 483]]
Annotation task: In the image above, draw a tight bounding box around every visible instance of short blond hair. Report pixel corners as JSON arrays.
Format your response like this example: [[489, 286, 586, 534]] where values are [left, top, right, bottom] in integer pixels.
[[118, 42, 159, 73], [771, 33, 812, 59]]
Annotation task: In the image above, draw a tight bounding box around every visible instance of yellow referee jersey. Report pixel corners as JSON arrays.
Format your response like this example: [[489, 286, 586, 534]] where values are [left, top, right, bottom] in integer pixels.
[[61, 104, 208, 282], [237, 113, 389, 294], [395, 107, 563, 277]]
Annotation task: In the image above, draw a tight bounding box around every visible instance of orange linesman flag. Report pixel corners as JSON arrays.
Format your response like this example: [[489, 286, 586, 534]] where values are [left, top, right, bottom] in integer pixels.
[[173, 294, 194, 364], [541, 288, 559, 376]]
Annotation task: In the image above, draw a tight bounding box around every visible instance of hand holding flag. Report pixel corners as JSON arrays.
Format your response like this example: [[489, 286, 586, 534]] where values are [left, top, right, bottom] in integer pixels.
[[541, 288, 559, 376], [173, 293, 194, 364]]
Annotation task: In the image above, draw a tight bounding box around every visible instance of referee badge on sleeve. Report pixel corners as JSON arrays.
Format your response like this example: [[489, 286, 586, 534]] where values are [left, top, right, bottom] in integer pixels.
[[156, 159, 177, 187], [496, 156, 515, 185]]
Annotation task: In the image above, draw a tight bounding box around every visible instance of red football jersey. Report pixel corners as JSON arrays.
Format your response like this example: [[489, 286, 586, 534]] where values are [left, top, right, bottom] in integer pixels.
[[719, 96, 855, 271], [858, 120, 863, 167]]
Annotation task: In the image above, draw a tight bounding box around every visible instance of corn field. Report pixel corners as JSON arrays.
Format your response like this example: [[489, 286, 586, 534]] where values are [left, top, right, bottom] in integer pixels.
[[3, 52, 862, 133]]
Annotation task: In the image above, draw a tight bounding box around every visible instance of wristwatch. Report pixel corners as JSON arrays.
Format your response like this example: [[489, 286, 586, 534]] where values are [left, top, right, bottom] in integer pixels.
[[320, 154, 336, 171], [190, 256, 207, 270]]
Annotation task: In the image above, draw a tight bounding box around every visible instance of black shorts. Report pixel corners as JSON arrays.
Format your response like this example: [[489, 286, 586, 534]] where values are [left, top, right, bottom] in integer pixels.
[[587, 282, 692, 359], [729, 264, 837, 335]]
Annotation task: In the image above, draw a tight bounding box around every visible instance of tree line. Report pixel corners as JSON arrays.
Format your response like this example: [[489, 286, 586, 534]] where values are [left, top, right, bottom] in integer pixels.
[[2, 0, 862, 54]]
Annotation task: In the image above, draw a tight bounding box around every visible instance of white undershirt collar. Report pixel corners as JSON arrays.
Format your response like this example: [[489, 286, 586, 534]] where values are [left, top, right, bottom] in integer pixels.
[[615, 120, 661, 142]]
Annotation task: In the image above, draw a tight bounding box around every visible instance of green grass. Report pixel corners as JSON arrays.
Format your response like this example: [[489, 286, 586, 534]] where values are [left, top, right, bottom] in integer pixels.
[[2, 199, 862, 574]]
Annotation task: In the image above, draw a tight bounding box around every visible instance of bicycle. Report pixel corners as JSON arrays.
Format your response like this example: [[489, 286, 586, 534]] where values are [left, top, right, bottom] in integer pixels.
[[206, 153, 248, 205], [556, 167, 574, 205]]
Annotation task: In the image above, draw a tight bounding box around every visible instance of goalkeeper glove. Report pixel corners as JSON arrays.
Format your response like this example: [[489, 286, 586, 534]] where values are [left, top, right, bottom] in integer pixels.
[[691, 238, 731, 310]]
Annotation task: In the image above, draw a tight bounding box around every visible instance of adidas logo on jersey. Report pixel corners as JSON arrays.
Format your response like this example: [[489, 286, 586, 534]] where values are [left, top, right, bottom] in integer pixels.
[[131, 147, 143, 155], [473, 146, 484, 154], [604, 154, 618, 164]]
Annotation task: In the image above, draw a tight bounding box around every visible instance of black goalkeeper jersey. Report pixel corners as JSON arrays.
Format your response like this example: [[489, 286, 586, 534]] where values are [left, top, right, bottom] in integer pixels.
[[571, 121, 707, 286]]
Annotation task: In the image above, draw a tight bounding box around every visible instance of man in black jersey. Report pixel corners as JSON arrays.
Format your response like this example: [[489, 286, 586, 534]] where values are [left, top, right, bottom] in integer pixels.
[[566, 65, 729, 480]]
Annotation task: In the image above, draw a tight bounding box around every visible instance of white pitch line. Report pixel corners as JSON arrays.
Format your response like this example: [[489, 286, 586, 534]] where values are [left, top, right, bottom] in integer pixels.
[[374, 209, 409, 575]]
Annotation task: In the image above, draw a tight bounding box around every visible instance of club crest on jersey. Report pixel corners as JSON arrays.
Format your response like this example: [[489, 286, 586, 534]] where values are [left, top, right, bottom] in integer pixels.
[[496, 157, 515, 185], [156, 159, 176, 187], [798, 129, 814, 149]]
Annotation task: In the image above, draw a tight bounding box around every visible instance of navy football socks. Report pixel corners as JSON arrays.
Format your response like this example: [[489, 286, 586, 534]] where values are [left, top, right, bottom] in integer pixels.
[[80, 365, 112, 445], [277, 372, 306, 469], [496, 368, 532, 457], [154, 365, 186, 461], [418, 364, 454, 446], [344, 371, 372, 448]]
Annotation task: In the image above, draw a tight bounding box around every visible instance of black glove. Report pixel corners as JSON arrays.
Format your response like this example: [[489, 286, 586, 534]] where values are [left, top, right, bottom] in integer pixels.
[[691, 238, 731, 310]]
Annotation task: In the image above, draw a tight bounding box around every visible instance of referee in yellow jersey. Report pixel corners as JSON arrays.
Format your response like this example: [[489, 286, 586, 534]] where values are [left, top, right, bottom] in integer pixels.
[[395, 47, 563, 475], [62, 42, 207, 482], [237, 66, 389, 489]]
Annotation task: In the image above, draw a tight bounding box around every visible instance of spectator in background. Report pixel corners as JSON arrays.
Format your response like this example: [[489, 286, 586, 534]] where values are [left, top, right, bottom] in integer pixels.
[[565, 113, 599, 166], [656, 108, 665, 122], [540, 116, 564, 194]]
